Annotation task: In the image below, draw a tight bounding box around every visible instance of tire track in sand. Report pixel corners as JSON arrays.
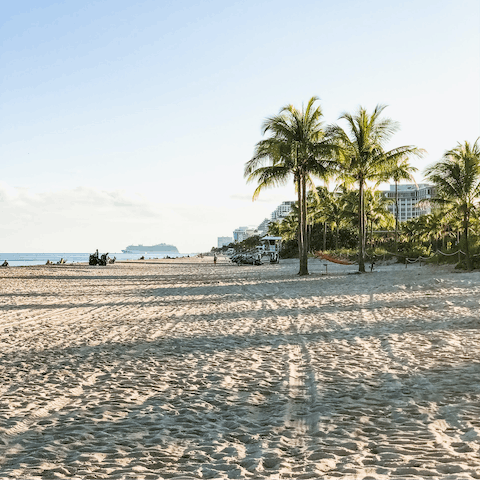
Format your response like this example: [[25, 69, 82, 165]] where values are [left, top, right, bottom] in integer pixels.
[[0, 372, 100, 444], [284, 301, 319, 436], [358, 292, 480, 476]]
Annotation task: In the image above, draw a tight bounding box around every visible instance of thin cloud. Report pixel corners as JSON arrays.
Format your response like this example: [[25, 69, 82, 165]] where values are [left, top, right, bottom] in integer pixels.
[[0, 184, 164, 251], [0, 183, 277, 252], [230, 193, 288, 203]]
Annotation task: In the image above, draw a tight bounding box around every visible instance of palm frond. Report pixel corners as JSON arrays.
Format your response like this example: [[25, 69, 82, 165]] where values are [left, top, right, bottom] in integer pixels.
[[248, 165, 292, 200]]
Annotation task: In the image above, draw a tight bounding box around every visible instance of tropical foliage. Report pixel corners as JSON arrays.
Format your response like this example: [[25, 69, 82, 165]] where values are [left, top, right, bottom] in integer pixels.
[[245, 97, 480, 272], [425, 139, 480, 270]]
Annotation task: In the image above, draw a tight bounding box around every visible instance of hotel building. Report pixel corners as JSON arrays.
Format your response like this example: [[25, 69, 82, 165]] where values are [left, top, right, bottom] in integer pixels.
[[381, 184, 434, 222]]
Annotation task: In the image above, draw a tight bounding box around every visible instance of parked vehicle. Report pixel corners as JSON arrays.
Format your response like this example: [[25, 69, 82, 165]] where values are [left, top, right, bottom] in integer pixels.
[[230, 252, 262, 265], [89, 250, 115, 266]]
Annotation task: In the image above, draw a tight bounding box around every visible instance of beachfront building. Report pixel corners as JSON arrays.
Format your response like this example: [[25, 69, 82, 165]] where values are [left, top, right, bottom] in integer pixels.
[[217, 236, 233, 248], [257, 218, 271, 236], [271, 201, 295, 222], [231, 202, 294, 244], [233, 226, 258, 243], [381, 184, 434, 222]]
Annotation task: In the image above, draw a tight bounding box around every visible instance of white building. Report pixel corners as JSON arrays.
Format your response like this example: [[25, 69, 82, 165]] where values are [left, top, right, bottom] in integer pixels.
[[233, 226, 258, 243], [257, 218, 270, 236], [217, 236, 233, 248], [381, 184, 434, 222], [271, 201, 295, 222], [231, 201, 294, 244]]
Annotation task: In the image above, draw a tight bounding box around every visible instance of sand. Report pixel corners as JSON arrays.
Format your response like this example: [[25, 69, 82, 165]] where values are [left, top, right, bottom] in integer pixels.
[[1, 256, 480, 479]]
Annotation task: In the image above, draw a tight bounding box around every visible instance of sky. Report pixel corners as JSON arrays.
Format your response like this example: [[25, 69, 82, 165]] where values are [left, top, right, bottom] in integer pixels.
[[1, 0, 479, 253]]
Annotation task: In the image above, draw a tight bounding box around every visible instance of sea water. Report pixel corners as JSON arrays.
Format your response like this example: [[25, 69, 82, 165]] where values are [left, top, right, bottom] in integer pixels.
[[0, 252, 196, 267]]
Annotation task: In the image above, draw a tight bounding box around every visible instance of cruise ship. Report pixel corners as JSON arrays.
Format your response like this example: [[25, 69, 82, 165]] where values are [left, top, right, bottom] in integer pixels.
[[121, 243, 179, 254]]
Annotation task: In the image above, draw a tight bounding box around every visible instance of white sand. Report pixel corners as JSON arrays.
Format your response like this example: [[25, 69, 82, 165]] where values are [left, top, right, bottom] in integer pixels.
[[1, 257, 480, 479]]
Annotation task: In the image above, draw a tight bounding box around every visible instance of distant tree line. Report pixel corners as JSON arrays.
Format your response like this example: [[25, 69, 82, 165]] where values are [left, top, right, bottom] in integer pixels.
[[212, 235, 262, 254]]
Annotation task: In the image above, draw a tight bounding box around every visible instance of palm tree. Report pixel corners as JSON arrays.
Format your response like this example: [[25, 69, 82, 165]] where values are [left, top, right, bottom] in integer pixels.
[[328, 105, 423, 272], [388, 158, 418, 252], [307, 186, 330, 251], [279, 212, 298, 241], [337, 185, 359, 227], [267, 221, 281, 237], [244, 97, 336, 275], [425, 139, 480, 270], [311, 186, 347, 251], [364, 187, 394, 249], [402, 216, 423, 246]]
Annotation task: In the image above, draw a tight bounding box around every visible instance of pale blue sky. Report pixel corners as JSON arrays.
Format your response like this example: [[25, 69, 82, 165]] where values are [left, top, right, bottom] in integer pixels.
[[1, 0, 479, 252]]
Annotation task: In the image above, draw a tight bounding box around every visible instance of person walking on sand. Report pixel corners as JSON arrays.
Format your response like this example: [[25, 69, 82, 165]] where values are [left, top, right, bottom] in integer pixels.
[[214, 253, 217, 265]]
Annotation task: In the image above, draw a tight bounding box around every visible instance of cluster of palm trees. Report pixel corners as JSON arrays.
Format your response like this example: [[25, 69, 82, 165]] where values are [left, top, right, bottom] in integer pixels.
[[267, 185, 393, 254], [424, 140, 480, 270], [244, 97, 480, 273]]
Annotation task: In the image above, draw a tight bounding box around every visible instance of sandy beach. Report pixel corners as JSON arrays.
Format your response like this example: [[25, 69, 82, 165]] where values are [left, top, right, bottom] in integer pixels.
[[1, 257, 480, 479]]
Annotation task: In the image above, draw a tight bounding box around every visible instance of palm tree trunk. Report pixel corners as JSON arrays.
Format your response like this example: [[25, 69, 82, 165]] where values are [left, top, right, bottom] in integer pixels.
[[323, 222, 327, 251], [299, 174, 309, 275], [335, 225, 339, 251], [370, 219, 375, 248], [457, 230, 461, 264], [358, 179, 366, 272], [464, 212, 472, 271], [394, 181, 399, 253], [306, 222, 312, 255], [297, 176, 304, 273]]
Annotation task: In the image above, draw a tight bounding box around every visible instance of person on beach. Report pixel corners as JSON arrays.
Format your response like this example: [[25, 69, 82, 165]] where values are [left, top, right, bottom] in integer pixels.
[[214, 253, 217, 265]]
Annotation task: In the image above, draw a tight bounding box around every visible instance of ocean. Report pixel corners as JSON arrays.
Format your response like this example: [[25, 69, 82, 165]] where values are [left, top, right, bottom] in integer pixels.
[[0, 252, 196, 267]]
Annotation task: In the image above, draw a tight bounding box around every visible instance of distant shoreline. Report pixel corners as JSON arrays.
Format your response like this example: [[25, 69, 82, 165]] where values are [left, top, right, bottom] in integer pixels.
[[0, 252, 197, 267]]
